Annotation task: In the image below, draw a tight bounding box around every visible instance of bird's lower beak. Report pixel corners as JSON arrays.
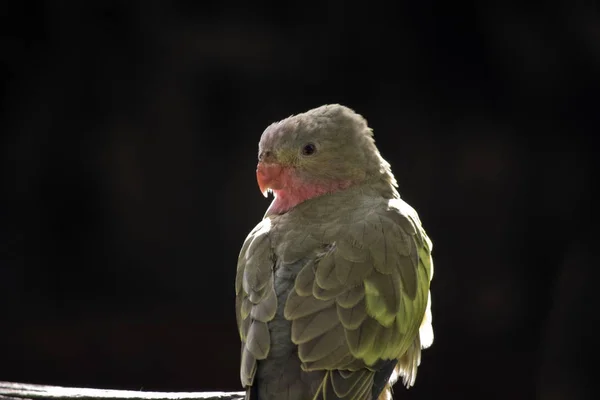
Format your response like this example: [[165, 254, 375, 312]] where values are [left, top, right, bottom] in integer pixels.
[[256, 162, 283, 197]]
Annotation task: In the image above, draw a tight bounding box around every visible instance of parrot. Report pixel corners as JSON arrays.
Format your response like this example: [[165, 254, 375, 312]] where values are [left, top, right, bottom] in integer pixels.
[[235, 104, 434, 400]]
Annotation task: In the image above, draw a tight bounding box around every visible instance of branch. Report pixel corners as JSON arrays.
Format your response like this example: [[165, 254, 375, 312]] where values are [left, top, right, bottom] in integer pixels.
[[0, 382, 245, 400]]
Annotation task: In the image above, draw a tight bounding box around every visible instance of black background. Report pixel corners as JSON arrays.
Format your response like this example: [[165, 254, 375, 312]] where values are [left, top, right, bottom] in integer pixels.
[[1, 1, 596, 399]]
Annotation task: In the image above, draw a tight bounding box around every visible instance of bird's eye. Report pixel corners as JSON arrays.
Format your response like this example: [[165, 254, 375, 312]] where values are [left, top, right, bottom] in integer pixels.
[[301, 143, 317, 156]]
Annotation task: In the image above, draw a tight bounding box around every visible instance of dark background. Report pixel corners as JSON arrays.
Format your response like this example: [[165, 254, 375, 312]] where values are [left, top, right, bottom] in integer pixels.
[[1, 1, 596, 399]]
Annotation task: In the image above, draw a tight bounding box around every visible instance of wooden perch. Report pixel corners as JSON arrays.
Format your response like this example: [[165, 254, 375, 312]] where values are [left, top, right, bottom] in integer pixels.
[[0, 382, 245, 400]]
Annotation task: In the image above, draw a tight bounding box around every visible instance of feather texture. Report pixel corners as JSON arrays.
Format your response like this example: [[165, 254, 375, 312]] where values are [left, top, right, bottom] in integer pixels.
[[236, 102, 435, 400], [236, 196, 434, 399]]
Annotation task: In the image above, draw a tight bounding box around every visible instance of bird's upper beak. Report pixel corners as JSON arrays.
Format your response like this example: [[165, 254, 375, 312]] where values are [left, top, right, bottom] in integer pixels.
[[256, 162, 283, 197]]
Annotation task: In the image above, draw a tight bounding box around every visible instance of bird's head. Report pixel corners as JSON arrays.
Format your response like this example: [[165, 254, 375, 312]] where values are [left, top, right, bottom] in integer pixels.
[[256, 104, 397, 215]]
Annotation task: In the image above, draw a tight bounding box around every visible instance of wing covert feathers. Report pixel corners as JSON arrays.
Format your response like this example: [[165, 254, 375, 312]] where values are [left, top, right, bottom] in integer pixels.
[[285, 199, 434, 396]]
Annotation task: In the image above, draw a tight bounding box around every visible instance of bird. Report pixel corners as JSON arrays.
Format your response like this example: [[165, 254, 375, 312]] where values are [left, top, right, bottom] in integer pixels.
[[235, 104, 434, 400]]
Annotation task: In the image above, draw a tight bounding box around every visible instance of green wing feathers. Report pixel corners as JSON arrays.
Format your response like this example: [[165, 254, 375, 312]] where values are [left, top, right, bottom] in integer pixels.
[[318, 370, 376, 400], [287, 199, 434, 396]]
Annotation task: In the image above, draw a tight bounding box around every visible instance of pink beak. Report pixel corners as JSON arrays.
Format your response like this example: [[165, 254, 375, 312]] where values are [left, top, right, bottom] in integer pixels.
[[256, 162, 283, 197]]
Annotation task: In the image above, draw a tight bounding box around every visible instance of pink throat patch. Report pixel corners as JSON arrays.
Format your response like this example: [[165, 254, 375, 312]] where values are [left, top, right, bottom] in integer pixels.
[[268, 167, 353, 215]]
